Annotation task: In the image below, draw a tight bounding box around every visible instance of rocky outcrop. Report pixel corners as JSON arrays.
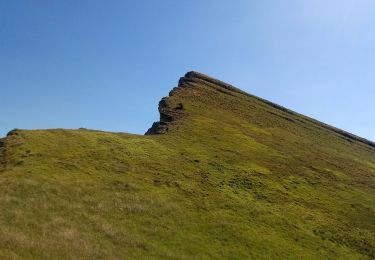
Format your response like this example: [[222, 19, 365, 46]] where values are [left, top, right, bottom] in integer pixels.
[[146, 71, 229, 134], [145, 96, 184, 135], [145, 71, 375, 150], [0, 138, 6, 170], [146, 72, 222, 135], [0, 129, 22, 170], [146, 70, 260, 135]]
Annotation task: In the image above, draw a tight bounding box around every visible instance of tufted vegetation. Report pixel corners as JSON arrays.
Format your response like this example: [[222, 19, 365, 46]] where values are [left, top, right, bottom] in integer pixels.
[[0, 72, 374, 259]]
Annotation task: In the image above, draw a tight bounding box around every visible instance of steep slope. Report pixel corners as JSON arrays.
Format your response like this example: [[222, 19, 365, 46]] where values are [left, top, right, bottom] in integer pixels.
[[0, 72, 374, 259]]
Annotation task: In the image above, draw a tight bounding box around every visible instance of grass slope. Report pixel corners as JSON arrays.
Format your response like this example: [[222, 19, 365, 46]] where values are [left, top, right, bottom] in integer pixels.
[[0, 72, 374, 259]]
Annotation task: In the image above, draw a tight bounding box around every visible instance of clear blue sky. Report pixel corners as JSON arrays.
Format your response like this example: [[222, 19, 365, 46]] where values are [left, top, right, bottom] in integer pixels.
[[1, 1, 374, 140]]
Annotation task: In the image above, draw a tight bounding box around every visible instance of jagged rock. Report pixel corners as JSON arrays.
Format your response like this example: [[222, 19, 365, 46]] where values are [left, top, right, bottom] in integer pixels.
[[145, 122, 169, 135], [147, 71, 375, 149], [7, 129, 20, 137], [145, 92, 185, 135]]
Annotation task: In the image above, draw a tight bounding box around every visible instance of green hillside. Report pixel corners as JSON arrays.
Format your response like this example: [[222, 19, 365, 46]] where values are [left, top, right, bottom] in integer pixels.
[[0, 72, 374, 259]]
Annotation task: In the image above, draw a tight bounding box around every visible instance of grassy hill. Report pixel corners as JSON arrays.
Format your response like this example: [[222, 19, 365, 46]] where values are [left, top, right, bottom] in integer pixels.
[[0, 71, 374, 259]]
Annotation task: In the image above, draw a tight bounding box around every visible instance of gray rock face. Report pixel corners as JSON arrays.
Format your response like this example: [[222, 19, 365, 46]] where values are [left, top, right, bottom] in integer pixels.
[[145, 96, 184, 135], [145, 122, 169, 135], [0, 138, 6, 170]]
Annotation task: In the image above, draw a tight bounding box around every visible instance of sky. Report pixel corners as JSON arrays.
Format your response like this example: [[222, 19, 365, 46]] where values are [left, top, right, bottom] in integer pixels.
[[1, 0, 374, 140]]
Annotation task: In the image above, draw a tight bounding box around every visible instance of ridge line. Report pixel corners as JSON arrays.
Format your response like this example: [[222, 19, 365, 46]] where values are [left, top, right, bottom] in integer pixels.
[[179, 71, 375, 149]]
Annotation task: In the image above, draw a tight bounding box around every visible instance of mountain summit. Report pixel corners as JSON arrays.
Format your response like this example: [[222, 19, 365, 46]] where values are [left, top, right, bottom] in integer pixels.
[[0, 72, 374, 259], [148, 71, 375, 148]]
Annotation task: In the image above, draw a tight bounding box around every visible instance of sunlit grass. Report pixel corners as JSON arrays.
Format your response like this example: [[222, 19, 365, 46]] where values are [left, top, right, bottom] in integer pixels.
[[0, 76, 374, 259]]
